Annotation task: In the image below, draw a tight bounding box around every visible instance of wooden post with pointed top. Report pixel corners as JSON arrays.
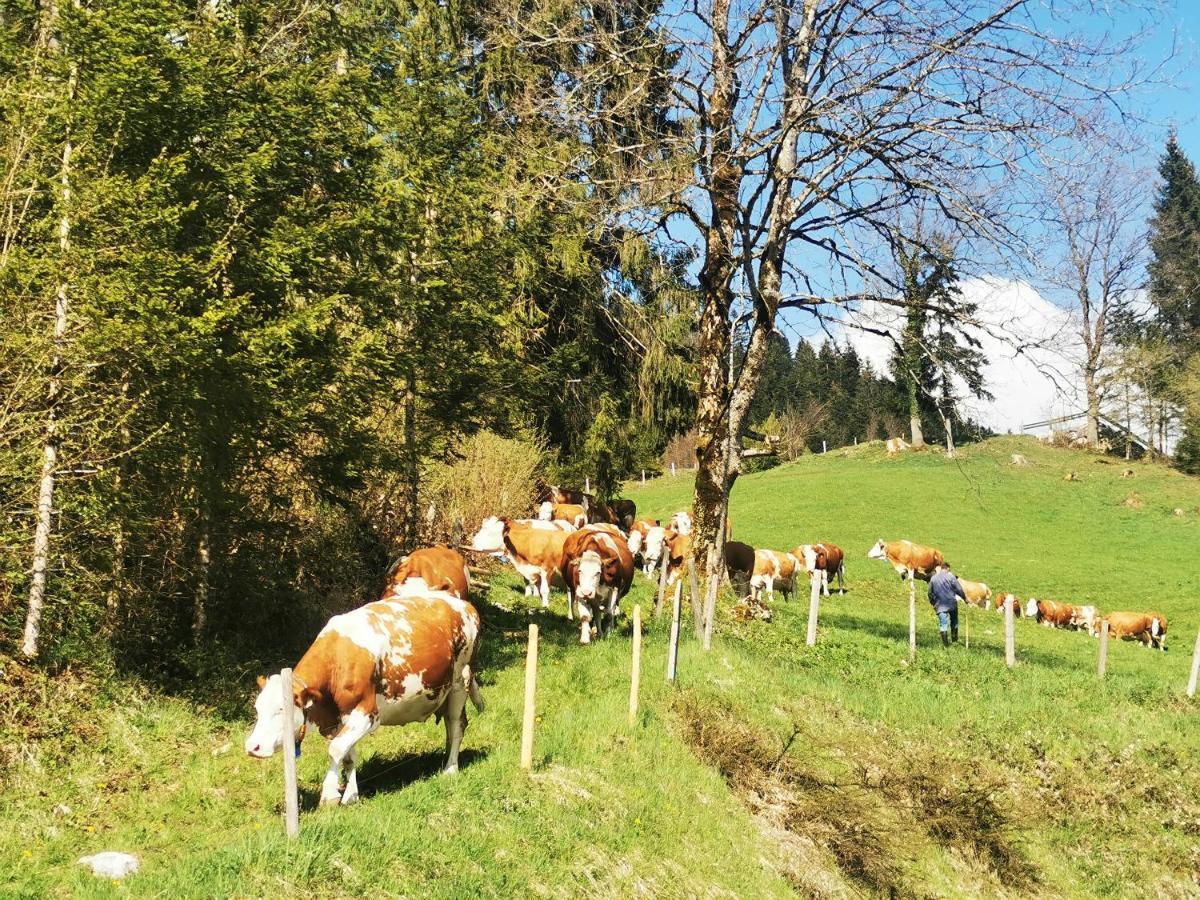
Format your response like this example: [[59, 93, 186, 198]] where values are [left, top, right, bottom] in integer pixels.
[[520, 624, 538, 770], [1005, 595, 1016, 668], [1098, 620, 1109, 678], [629, 605, 642, 725], [1186, 626, 1200, 698], [908, 574, 916, 660], [280, 667, 299, 838]]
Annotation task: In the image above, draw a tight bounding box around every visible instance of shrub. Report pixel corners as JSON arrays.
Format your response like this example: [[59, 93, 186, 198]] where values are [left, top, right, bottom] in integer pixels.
[[426, 431, 547, 536]]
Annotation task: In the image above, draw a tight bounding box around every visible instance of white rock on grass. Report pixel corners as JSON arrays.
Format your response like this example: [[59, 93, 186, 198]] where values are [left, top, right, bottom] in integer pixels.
[[78, 851, 139, 879]]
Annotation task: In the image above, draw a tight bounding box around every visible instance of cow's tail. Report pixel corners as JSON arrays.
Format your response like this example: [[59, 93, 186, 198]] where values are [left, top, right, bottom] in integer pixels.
[[468, 674, 485, 712]]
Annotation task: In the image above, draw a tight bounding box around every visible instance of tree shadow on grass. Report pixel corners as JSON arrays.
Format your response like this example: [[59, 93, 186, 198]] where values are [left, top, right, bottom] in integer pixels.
[[296, 748, 490, 808]]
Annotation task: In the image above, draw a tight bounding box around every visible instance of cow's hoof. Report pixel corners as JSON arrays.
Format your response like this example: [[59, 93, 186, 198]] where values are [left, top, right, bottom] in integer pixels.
[[340, 791, 359, 806], [319, 792, 342, 808], [442, 764, 459, 776]]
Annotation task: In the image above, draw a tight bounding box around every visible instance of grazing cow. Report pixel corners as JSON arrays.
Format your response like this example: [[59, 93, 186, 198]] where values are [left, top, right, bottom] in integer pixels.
[[1070, 604, 1098, 634], [610, 499, 637, 531], [886, 437, 909, 456], [867, 539, 944, 582], [561, 526, 635, 643], [627, 520, 665, 575], [749, 549, 798, 603], [794, 542, 846, 596], [957, 579, 992, 609], [1095, 611, 1168, 649], [994, 592, 1021, 616], [470, 517, 570, 610], [669, 510, 693, 535], [551, 503, 588, 529], [385, 546, 470, 601], [1032, 598, 1076, 629], [245, 590, 483, 806]]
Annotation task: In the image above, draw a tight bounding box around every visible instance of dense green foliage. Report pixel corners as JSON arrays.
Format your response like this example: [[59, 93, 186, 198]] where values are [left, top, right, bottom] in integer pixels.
[[4, 437, 1198, 896]]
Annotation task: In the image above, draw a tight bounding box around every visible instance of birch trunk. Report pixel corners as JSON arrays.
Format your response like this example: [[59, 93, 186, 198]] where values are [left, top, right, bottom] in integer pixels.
[[22, 38, 74, 658]]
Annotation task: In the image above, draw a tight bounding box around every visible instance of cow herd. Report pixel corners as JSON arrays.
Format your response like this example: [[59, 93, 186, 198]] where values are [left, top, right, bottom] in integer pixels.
[[244, 486, 1169, 804], [864, 538, 1170, 651]]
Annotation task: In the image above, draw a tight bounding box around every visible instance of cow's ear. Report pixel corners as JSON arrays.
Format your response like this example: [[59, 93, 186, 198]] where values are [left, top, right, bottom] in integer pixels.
[[257, 675, 268, 690], [298, 686, 318, 709]]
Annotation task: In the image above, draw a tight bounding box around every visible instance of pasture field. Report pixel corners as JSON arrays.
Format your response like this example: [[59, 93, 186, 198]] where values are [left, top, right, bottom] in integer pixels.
[[2, 436, 1199, 897]]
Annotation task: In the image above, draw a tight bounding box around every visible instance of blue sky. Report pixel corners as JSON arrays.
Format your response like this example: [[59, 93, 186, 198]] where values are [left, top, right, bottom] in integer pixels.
[[1120, 2, 1199, 158]]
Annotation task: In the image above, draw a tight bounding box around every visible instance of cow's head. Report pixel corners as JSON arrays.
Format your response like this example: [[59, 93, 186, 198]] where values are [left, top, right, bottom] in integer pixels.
[[1024, 598, 1039, 619], [245, 674, 309, 759], [573, 549, 604, 600], [537, 501, 553, 521], [670, 511, 692, 535], [867, 539, 887, 560], [470, 516, 508, 553], [643, 526, 666, 562]]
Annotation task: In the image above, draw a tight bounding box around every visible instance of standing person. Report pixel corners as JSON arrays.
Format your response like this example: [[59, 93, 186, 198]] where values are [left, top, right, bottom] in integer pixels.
[[928, 563, 967, 647]]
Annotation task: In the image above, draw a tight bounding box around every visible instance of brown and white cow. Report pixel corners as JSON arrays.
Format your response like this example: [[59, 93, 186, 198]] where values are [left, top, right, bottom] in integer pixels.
[[626, 519, 666, 576], [385, 546, 470, 601], [246, 590, 483, 806], [793, 542, 846, 596], [1093, 611, 1168, 649], [957, 578, 992, 609], [867, 539, 944, 582], [470, 517, 570, 610], [560, 526, 635, 643], [669, 510, 693, 535], [749, 549, 798, 604], [1031, 598, 1076, 629], [994, 592, 1021, 616]]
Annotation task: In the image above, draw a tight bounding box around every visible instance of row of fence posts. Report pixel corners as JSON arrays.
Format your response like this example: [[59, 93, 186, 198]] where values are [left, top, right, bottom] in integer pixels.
[[275, 545, 1200, 836]]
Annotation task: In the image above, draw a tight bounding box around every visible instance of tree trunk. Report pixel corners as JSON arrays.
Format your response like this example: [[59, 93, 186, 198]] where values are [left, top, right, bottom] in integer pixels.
[[404, 367, 419, 549], [1124, 385, 1132, 460], [1084, 367, 1100, 447], [22, 44, 74, 659], [193, 524, 210, 642], [942, 413, 955, 457]]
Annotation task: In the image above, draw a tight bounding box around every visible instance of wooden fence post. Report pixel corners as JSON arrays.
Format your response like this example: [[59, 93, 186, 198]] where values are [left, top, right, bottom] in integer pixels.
[[964, 602, 969, 650], [666, 582, 682, 682], [687, 556, 704, 639], [629, 605, 642, 726], [641, 469, 645, 485], [279, 667, 300, 839], [671, 462, 676, 477], [520, 624, 538, 771], [702, 566, 718, 651], [1005, 595, 1016, 668], [585, 476, 590, 494], [1187, 626, 1200, 698], [908, 574, 916, 661], [1098, 620, 1109, 678], [822, 440, 827, 454], [654, 537, 669, 617], [806, 572, 820, 647]]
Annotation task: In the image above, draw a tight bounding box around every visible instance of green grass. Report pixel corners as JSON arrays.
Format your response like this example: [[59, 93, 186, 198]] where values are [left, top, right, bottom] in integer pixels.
[[3, 436, 1199, 897]]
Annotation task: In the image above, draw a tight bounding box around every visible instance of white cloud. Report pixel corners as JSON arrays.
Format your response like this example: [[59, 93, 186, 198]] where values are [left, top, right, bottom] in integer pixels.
[[832, 277, 1085, 433]]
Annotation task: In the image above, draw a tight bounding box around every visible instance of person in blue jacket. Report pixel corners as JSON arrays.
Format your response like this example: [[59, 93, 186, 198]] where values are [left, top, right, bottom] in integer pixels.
[[928, 563, 967, 647]]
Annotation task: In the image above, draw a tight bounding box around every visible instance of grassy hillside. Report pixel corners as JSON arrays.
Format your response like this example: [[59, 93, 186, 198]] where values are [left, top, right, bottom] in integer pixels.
[[3, 436, 1199, 897]]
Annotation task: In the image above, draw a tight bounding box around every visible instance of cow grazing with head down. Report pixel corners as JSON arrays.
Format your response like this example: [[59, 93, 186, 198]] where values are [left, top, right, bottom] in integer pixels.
[[994, 592, 1021, 616], [470, 517, 570, 610], [1032, 598, 1090, 630], [1093, 611, 1168, 649], [560, 526, 635, 643], [793, 542, 845, 596], [246, 590, 483, 807], [957, 578, 992, 609], [867, 539, 944, 582], [385, 546, 470, 601]]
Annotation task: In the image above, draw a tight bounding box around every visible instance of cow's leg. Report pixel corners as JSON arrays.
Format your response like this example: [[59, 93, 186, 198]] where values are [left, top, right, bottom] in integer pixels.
[[539, 572, 551, 609], [340, 745, 360, 806], [607, 587, 619, 636], [441, 686, 468, 774], [578, 599, 593, 643], [321, 705, 376, 807], [837, 565, 845, 594], [566, 586, 575, 621], [821, 570, 830, 597]]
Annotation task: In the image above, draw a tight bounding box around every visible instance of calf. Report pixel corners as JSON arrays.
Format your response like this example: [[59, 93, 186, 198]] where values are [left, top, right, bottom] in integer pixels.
[[470, 517, 570, 610], [246, 590, 482, 806], [1032, 599, 1075, 629], [385, 546, 470, 601], [867, 539, 944, 582], [561, 526, 635, 643]]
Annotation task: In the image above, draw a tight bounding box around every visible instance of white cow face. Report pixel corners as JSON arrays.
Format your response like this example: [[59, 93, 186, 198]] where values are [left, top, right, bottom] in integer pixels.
[[245, 674, 304, 759], [1024, 598, 1039, 618], [537, 501, 554, 521], [470, 517, 507, 553], [643, 527, 666, 562], [670, 512, 692, 535], [799, 545, 818, 573], [867, 539, 886, 560], [574, 549, 603, 600], [627, 530, 643, 556]]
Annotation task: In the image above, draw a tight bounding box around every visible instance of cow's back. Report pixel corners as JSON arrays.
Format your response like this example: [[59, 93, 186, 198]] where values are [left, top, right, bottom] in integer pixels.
[[387, 546, 469, 600]]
